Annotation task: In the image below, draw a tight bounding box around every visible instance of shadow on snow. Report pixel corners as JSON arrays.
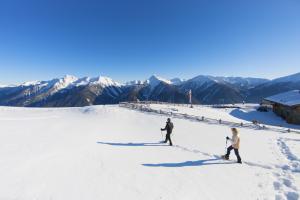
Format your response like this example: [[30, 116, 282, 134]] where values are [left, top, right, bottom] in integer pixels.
[[230, 108, 300, 129], [142, 158, 235, 167], [97, 141, 274, 169], [97, 141, 167, 147]]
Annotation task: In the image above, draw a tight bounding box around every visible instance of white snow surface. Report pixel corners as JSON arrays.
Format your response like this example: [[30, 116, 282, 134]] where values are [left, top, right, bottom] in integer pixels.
[[265, 90, 300, 106], [150, 103, 300, 130], [0, 105, 299, 200]]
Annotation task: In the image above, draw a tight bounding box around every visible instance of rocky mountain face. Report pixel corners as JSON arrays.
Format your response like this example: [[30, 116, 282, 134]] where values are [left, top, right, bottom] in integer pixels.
[[0, 73, 299, 107]]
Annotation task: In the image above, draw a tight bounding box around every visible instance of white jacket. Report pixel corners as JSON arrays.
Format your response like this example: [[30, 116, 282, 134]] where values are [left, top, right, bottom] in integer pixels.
[[230, 134, 240, 149]]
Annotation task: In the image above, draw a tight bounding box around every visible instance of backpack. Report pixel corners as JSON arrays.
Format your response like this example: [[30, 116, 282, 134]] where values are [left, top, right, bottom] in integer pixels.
[[169, 122, 174, 131]]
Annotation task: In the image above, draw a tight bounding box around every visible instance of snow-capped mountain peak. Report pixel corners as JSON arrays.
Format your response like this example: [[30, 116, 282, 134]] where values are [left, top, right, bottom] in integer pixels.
[[170, 78, 185, 85], [61, 75, 78, 83], [21, 80, 42, 87], [188, 75, 216, 86], [19, 75, 78, 89], [73, 77, 91, 86], [147, 75, 171, 87], [52, 75, 78, 91], [70, 76, 121, 87], [1, 72, 299, 107], [89, 76, 121, 87]]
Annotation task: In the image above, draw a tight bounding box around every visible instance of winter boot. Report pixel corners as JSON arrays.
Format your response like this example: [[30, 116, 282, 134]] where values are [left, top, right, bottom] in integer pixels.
[[221, 155, 229, 160]]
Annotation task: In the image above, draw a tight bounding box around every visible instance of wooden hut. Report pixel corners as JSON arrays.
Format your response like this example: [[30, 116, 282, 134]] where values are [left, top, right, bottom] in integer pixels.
[[263, 90, 300, 125]]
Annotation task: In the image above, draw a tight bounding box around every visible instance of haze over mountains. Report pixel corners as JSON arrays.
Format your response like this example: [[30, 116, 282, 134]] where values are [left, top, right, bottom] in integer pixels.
[[0, 72, 300, 107]]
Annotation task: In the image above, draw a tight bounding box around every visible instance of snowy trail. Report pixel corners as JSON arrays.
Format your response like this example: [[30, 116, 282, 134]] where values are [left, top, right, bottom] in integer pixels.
[[0, 105, 299, 200]]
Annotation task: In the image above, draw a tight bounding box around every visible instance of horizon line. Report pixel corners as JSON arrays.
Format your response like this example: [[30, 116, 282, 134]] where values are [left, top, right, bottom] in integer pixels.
[[1, 71, 300, 86]]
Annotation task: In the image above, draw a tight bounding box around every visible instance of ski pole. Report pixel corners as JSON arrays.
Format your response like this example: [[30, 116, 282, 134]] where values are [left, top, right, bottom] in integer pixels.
[[225, 138, 228, 154]]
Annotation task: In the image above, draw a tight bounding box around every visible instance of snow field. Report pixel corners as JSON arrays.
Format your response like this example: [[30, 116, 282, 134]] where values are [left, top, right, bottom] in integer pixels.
[[0, 105, 299, 200]]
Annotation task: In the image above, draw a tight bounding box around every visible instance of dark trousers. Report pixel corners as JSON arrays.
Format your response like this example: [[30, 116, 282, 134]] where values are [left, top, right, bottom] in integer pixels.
[[164, 133, 173, 146], [226, 145, 241, 162]]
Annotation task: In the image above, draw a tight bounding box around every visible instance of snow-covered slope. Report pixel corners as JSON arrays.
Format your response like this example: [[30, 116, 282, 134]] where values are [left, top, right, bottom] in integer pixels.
[[246, 72, 300, 103], [272, 72, 300, 83], [150, 103, 300, 129], [186, 75, 216, 88], [214, 76, 270, 88], [180, 75, 268, 88], [0, 76, 80, 106], [50, 75, 78, 93], [0, 105, 299, 200]]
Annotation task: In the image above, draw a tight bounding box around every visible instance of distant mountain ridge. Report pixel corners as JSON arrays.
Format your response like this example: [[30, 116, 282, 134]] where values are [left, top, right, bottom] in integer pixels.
[[0, 72, 299, 107]]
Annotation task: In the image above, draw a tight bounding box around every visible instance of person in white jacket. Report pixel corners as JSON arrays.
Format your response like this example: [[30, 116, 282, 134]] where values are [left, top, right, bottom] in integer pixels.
[[224, 128, 242, 164]]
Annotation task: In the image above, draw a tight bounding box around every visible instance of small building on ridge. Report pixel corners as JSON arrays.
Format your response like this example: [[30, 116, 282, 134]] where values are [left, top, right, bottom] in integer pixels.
[[263, 90, 300, 125]]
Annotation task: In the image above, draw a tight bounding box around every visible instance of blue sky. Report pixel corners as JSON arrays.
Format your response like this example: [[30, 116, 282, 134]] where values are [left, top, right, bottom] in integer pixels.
[[0, 0, 299, 84]]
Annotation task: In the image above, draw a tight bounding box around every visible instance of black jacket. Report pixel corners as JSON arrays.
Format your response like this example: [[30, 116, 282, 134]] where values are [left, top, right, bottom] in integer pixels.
[[162, 122, 174, 134]]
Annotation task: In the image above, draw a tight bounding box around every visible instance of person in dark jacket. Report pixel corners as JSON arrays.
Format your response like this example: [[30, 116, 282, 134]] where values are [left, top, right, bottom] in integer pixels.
[[161, 118, 174, 146]]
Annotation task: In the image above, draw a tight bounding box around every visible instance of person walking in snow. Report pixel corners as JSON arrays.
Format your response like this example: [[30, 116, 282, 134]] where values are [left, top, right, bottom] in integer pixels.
[[223, 128, 242, 164], [161, 118, 174, 146]]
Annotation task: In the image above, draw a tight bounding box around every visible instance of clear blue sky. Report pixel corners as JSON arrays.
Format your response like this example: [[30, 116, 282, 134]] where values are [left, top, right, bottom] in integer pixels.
[[0, 0, 299, 84]]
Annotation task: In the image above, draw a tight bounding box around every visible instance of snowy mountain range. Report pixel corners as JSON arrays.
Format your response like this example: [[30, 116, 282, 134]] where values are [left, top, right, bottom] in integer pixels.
[[0, 72, 299, 107]]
